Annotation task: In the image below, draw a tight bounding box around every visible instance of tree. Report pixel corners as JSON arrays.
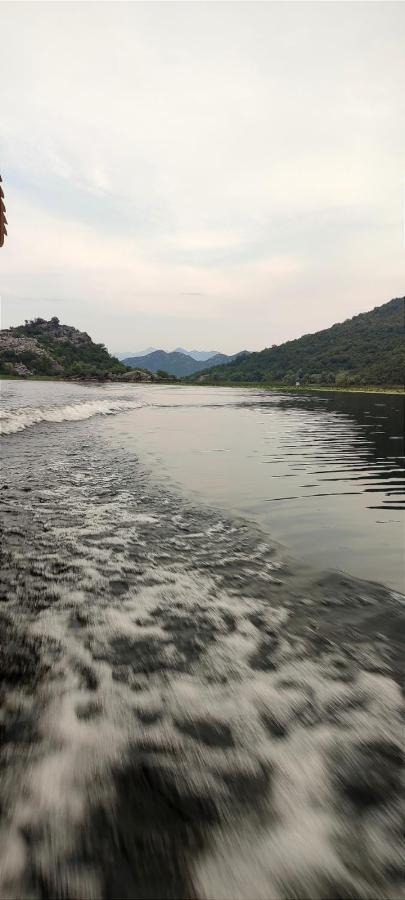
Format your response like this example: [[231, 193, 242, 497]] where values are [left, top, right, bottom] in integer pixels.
[[282, 370, 295, 384]]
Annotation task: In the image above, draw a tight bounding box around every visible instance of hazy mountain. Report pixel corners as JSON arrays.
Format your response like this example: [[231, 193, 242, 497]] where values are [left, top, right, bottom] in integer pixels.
[[115, 347, 157, 360], [123, 349, 247, 378], [190, 298, 404, 387], [117, 347, 221, 362], [173, 348, 220, 361]]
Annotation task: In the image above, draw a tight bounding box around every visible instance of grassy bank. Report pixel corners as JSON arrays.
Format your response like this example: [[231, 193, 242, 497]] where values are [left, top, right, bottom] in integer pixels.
[[186, 381, 405, 395]]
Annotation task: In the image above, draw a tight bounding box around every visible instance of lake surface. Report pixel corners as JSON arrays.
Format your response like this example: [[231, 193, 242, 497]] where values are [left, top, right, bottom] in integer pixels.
[[3, 380, 403, 590], [113, 385, 405, 592], [1, 379, 404, 900]]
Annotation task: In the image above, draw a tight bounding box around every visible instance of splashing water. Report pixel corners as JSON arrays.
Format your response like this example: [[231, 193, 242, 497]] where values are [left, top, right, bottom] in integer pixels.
[[0, 397, 143, 435]]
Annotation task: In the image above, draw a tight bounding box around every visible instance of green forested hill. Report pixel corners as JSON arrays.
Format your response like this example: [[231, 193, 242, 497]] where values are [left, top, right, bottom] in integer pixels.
[[0, 317, 128, 378], [192, 297, 404, 387]]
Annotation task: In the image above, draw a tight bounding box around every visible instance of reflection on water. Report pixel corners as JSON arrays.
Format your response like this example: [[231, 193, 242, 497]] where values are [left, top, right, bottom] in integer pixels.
[[108, 387, 404, 592]]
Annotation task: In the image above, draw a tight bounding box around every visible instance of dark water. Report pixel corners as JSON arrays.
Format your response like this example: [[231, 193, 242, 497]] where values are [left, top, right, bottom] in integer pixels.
[[0, 381, 404, 900]]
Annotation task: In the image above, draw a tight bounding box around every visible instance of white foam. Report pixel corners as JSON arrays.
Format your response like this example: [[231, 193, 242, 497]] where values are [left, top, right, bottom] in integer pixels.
[[132, 514, 160, 524], [0, 398, 142, 435]]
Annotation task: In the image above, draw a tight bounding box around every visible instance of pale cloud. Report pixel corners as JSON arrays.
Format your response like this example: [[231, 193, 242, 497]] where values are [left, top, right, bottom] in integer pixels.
[[0, 1, 404, 352]]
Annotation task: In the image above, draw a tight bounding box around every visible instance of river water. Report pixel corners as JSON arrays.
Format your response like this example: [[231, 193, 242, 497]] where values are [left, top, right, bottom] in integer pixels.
[[0, 380, 404, 899]]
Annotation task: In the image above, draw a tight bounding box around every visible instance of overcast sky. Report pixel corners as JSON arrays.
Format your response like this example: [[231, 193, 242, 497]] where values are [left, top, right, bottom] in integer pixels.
[[1, 2, 404, 354]]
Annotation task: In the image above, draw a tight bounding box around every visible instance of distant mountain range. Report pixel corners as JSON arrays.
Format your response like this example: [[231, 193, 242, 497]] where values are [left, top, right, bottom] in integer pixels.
[[189, 298, 404, 387], [123, 349, 249, 378], [116, 347, 220, 362], [173, 348, 220, 361], [115, 347, 158, 360]]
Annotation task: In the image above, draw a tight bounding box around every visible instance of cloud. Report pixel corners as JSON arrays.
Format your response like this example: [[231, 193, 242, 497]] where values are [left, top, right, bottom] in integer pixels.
[[0, 2, 404, 351]]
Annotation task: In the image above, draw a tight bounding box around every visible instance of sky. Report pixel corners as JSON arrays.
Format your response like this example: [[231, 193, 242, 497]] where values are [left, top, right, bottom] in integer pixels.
[[0, 2, 404, 354]]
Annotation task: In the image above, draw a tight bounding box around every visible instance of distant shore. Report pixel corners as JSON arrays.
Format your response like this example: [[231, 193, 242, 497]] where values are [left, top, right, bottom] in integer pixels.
[[191, 381, 405, 395], [1, 374, 404, 395]]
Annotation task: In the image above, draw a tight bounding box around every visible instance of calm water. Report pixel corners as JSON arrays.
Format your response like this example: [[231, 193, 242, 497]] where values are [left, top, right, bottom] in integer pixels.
[[112, 386, 405, 592], [1, 379, 404, 900]]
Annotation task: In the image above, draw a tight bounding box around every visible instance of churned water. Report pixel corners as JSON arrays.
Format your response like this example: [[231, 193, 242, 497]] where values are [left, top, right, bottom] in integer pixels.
[[0, 380, 404, 899]]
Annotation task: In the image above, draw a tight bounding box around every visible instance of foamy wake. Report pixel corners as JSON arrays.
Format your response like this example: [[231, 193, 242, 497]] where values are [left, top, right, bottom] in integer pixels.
[[1, 437, 404, 900], [0, 398, 142, 435]]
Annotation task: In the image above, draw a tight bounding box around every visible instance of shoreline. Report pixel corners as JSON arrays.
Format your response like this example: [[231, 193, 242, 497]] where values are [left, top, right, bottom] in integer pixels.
[[1, 374, 403, 395], [181, 381, 405, 395]]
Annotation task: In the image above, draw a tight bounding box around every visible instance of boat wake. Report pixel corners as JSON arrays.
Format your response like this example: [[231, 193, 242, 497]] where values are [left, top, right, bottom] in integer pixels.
[[0, 397, 143, 435], [0, 426, 404, 899]]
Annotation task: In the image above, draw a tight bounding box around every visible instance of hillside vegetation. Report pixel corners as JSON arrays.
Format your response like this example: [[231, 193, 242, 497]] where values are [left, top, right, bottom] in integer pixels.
[[192, 298, 404, 387], [0, 318, 150, 380]]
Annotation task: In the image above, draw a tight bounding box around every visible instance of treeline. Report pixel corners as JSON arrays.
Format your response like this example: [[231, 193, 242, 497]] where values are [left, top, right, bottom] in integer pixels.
[[0, 346, 127, 377], [36, 338, 127, 377]]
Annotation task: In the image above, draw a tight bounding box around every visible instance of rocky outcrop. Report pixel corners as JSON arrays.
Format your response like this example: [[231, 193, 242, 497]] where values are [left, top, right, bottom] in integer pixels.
[[0, 330, 63, 376], [21, 318, 92, 345], [113, 370, 158, 383], [0, 332, 49, 357], [0, 318, 125, 379], [71, 369, 157, 383], [0, 317, 170, 381], [13, 363, 32, 378]]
